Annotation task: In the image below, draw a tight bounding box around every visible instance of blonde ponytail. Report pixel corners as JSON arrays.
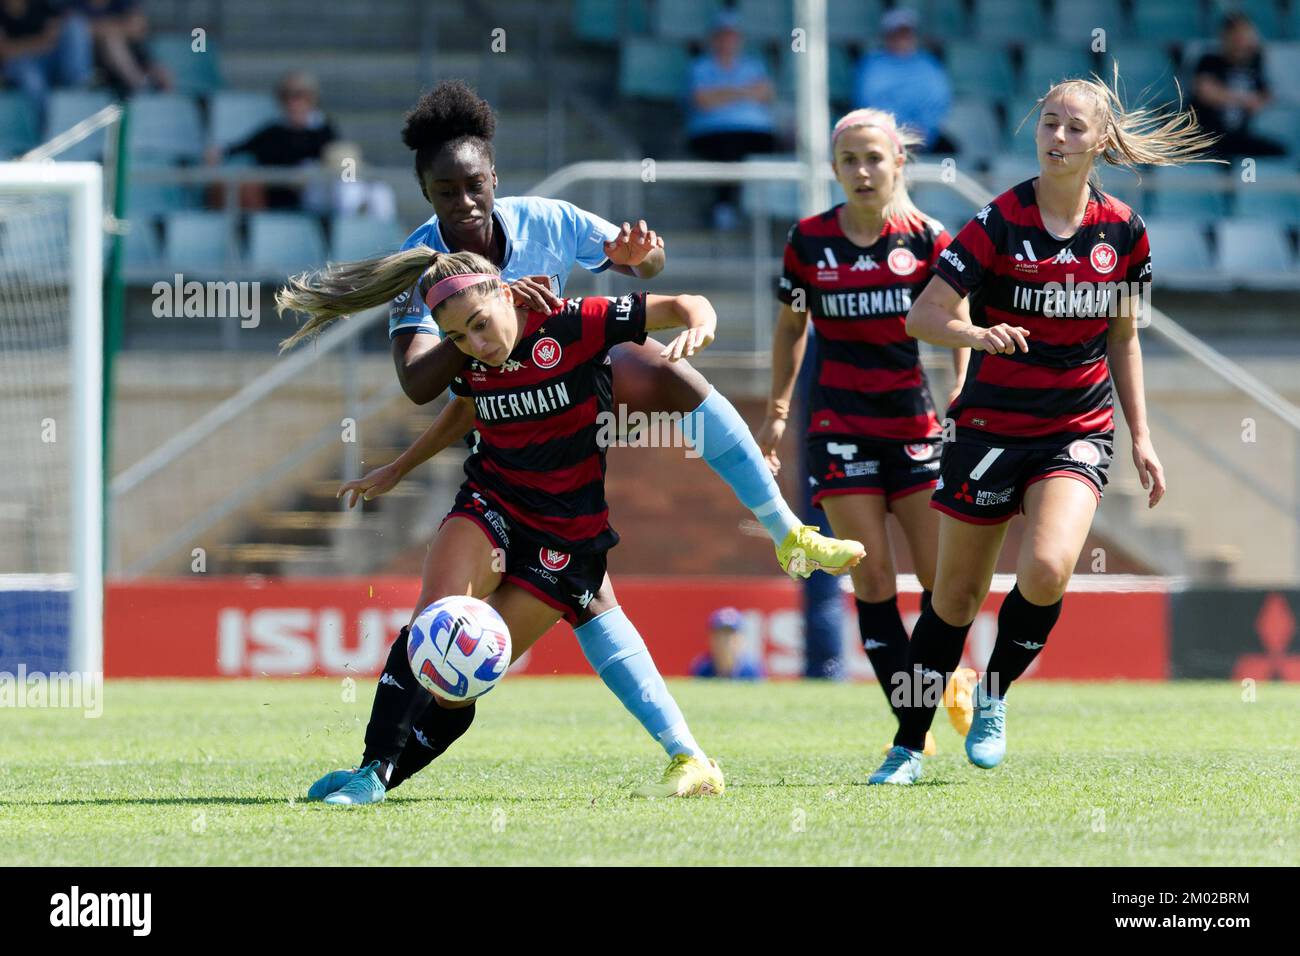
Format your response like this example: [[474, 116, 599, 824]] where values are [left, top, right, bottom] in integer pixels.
[[276, 246, 500, 351]]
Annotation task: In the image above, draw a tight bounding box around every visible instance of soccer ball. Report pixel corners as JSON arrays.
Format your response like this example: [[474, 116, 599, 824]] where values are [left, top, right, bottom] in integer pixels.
[[407, 596, 512, 702]]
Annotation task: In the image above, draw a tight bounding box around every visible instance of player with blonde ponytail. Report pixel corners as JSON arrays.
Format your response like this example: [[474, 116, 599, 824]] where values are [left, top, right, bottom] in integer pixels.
[[870, 72, 1219, 785]]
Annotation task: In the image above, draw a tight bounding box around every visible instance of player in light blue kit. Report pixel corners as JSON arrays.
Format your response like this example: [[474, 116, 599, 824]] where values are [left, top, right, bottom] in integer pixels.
[[288, 81, 862, 804]]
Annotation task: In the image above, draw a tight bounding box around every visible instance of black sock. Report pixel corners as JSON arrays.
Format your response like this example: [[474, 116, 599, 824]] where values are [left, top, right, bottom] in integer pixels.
[[856, 596, 910, 721], [893, 605, 972, 751], [360, 627, 429, 784], [386, 701, 477, 790], [983, 585, 1062, 698], [920, 589, 933, 616]]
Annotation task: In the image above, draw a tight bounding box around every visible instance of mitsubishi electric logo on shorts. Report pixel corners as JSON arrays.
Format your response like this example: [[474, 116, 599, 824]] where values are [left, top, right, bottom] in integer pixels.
[[50, 886, 151, 936]]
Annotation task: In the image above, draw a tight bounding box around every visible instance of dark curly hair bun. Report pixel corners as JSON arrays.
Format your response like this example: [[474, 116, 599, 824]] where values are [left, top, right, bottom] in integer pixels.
[[403, 80, 496, 169]]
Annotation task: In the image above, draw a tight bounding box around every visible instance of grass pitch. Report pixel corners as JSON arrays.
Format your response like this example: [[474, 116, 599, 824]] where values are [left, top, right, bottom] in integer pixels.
[[2, 678, 1297, 866]]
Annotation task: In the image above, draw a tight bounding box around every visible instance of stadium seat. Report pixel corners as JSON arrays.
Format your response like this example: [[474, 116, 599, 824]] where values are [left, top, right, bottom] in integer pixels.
[[985, 155, 1038, 192], [163, 210, 234, 273], [127, 93, 205, 162], [1096, 172, 1146, 215], [619, 37, 690, 100], [736, 0, 793, 42], [1021, 45, 1097, 95], [945, 42, 1016, 101], [652, 0, 722, 41], [892, 0, 970, 41], [1263, 43, 1300, 105], [1209, 0, 1283, 40], [246, 211, 327, 276], [972, 0, 1047, 44], [1133, 2, 1208, 42], [939, 96, 1001, 165], [328, 215, 402, 262], [829, 44, 855, 105], [1143, 219, 1220, 286], [1250, 105, 1300, 154], [571, 0, 650, 44], [1052, 0, 1124, 44], [1214, 220, 1296, 286], [149, 33, 223, 96], [1148, 165, 1232, 219], [208, 91, 280, 151], [1106, 48, 1182, 109], [1232, 189, 1300, 222], [909, 184, 980, 233], [826, 0, 886, 44], [127, 159, 201, 220], [43, 90, 113, 161], [0, 92, 39, 158], [1003, 94, 1045, 155]]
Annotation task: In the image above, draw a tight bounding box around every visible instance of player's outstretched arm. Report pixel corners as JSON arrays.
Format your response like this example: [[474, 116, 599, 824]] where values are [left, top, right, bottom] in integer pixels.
[[338, 396, 476, 508], [907, 277, 1030, 355], [1108, 297, 1165, 509], [645, 293, 717, 361], [755, 304, 811, 476]]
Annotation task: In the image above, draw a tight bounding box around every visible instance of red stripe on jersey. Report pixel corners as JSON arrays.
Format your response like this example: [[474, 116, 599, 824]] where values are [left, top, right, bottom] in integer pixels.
[[957, 404, 1113, 437], [819, 359, 923, 393], [478, 396, 597, 448], [811, 409, 939, 440], [959, 220, 996, 265], [975, 354, 1111, 390], [985, 305, 1108, 346], [480, 451, 605, 494], [490, 491, 610, 541], [812, 316, 912, 345]]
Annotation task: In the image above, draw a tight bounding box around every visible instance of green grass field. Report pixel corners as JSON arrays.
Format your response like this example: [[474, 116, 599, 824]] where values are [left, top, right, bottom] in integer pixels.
[[2, 678, 1297, 866]]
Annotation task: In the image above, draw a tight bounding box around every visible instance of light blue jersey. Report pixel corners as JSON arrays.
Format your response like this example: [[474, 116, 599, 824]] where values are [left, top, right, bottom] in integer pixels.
[[388, 195, 622, 339]]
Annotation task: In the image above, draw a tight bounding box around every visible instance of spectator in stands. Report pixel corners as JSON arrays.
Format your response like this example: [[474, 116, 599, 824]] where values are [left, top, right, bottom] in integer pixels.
[[690, 607, 765, 680], [1192, 12, 1285, 158], [0, 0, 92, 113], [79, 0, 172, 95], [206, 71, 338, 210], [852, 8, 954, 154], [685, 11, 778, 230]]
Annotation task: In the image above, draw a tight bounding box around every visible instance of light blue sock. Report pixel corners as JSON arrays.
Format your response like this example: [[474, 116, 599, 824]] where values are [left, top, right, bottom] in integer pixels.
[[574, 606, 704, 759], [683, 388, 801, 544]]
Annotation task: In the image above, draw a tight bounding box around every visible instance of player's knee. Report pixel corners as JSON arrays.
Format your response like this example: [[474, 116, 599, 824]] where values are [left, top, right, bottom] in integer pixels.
[[932, 584, 982, 626], [852, 560, 895, 602], [1017, 559, 1071, 605]]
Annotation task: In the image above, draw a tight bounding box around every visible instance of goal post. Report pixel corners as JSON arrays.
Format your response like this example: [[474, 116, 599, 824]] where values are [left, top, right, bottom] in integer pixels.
[[0, 161, 103, 676]]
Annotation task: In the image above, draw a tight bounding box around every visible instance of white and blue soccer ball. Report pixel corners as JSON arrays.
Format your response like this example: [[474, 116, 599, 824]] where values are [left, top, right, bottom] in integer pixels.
[[407, 595, 512, 702]]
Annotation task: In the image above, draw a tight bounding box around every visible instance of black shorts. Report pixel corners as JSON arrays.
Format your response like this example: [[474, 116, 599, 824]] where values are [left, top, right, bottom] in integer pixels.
[[807, 434, 942, 509], [441, 486, 606, 625], [930, 435, 1113, 524]]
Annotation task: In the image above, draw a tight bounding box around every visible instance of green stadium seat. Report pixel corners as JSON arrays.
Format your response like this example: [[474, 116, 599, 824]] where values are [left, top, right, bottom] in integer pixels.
[[653, 0, 722, 41], [1263, 43, 1300, 104], [1106, 48, 1182, 109], [1209, 0, 1283, 40], [1003, 94, 1045, 154], [985, 155, 1039, 192], [1133, 2, 1208, 43], [246, 211, 327, 276], [163, 210, 233, 273], [1094, 173, 1146, 216], [1021, 45, 1097, 95], [328, 215, 403, 262], [571, 0, 650, 44], [1143, 219, 1217, 277], [620, 37, 690, 100], [1251, 105, 1300, 153], [939, 96, 1001, 164], [1232, 188, 1300, 222], [44, 90, 113, 161], [127, 93, 205, 162], [149, 33, 223, 96], [736, 0, 793, 43], [1053, 0, 1125, 44], [826, 0, 885, 45], [126, 158, 201, 219], [973, 0, 1047, 44], [208, 91, 280, 150], [909, 184, 980, 233], [893, 0, 969, 41], [1215, 219, 1295, 283], [945, 41, 1016, 101], [0, 92, 39, 158], [1148, 165, 1232, 218]]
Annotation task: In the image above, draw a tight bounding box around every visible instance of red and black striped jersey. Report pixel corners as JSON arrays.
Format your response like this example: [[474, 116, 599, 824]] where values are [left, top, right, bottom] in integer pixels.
[[932, 179, 1152, 447], [778, 207, 949, 441], [449, 293, 648, 553]]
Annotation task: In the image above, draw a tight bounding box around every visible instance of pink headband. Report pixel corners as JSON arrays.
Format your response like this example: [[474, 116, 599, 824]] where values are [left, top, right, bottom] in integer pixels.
[[423, 272, 498, 312], [831, 112, 903, 154]]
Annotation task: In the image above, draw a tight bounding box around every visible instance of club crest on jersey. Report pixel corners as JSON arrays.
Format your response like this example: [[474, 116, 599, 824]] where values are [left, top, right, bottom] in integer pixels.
[[1090, 242, 1117, 274], [539, 547, 570, 571], [532, 336, 562, 369], [904, 442, 935, 461], [887, 247, 918, 276], [1067, 440, 1102, 466]]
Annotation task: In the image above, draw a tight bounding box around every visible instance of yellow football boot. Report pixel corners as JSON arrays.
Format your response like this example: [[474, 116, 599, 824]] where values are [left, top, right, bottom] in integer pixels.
[[632, 754, 725, 798], [776, 525, 865, 579]]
